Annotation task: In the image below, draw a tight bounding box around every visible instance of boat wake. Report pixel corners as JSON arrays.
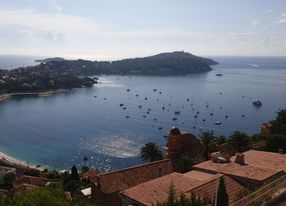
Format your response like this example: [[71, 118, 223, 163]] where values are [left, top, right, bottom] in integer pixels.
[[95, 78, 125, 88], [250, 64, 259, 68]]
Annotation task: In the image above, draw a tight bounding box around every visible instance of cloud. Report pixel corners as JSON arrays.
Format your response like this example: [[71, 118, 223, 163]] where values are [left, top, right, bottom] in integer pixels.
[[228, 32, 254, 36], [266, 9, 274, 13], [250, 20, 260, 26], [262, 37, 270, 46], [276, 13, 286, 24], [0, 6, 103, 42], [101, 29, 215, 38]]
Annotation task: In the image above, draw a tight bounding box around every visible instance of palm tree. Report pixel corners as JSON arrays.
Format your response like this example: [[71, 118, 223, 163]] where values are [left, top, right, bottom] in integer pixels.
[[174, 153, 193, 173], [229, 131, 250, 152], [217, 135, 226, 146], [199, 131, 216, 161], [140, 142, 163, 162]]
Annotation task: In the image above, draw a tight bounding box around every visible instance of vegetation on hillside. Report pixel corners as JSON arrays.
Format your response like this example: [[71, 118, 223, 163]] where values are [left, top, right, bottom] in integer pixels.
[[0, 184, 68, 206], [0, 51, 217, 94]]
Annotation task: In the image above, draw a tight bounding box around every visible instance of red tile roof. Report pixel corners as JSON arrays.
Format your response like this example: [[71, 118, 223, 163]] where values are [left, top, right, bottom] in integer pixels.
[[121, 172, 210, 206], [95, 159, 173, 193], [194, 161, 282, 182], [234, 150, 286, 172], [120, 171, 245, 206], [13, 175, 45, 187], [192, 175, 245, 204], [193, 150, 286, 183], [82, 170, 98, 182], [183, 170, 216, 181]]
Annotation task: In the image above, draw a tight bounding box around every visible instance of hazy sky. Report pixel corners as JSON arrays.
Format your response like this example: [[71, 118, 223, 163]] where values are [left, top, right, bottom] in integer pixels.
[[0, 0, 285, 59]]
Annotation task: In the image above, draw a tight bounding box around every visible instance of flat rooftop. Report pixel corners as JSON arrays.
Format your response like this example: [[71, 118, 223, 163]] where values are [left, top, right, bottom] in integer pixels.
[[194, 150, 286, 182], [233, 150, 286, 172]]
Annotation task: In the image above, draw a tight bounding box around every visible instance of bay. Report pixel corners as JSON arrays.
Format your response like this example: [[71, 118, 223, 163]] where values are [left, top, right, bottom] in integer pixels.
[[0, 56, 286, 172]]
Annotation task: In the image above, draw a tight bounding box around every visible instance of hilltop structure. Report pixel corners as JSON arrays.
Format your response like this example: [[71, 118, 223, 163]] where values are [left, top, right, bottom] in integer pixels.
[[164, 127, 198, 160]]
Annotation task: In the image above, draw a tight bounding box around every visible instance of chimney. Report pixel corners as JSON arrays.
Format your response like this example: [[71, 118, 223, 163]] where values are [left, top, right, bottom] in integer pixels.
[[235, 153, 245, 165]]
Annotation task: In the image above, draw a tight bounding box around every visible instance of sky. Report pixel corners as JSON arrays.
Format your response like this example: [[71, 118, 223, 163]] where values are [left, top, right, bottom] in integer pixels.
[[0, 0, 286, 60]]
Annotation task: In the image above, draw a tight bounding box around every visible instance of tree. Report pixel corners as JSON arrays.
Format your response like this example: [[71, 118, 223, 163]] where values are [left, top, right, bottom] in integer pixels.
[[217, 135, 226, 146], [2, 172, 16, 185], [81, 165, 89, 173], [64, 179, 81, 193], [44, 170, 61, 179], [2, 184, 68, 206], [266, 134, 286, 153], [270, 109, 286, 135], [140, 142, 163, 162], [174, 153, 193, 173], [23, 169, 40, 177], [229, 131, 250, 152], [83, 156, 88, 166], [155, 183, 211, 206], [71, 165, 80, 180], [215, 177, 228, 206], [199, 131, 216, 161]]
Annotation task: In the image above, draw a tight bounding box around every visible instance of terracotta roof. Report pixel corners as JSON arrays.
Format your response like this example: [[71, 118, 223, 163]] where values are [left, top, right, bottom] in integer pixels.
[[192, 175, 245, 204], [183, 170, 217, 181], [193, 150, 285, 182], [194, 160, 282, 182], [120, 171, 245, 206], [95, 159, 173, 193], [13, 175, 45, 187], [234, 150, 286, 172], [82, 170, 98, 182], [121, 172, 211, 206]]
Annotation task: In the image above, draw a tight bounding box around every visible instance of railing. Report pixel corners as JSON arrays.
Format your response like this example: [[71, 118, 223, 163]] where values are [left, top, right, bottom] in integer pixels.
[[231, 174, 286, 206]]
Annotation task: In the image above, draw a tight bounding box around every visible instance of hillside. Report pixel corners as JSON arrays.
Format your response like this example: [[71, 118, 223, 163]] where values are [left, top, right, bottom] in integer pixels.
[[35, 51, 218, 76]]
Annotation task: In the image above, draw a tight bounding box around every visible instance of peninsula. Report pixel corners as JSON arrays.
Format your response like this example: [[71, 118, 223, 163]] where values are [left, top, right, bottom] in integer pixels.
[[0, 51, 217, 100], [33, 51, 218, 76]]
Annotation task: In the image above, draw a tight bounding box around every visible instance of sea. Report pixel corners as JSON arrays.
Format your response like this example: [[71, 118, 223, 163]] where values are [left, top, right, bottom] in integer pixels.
[[0, 55, 286, 172]]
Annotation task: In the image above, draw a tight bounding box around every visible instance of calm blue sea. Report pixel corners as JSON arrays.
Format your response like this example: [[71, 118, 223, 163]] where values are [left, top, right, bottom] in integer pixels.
[[0, 56, 286, 171], [0, 55, 41, 70]]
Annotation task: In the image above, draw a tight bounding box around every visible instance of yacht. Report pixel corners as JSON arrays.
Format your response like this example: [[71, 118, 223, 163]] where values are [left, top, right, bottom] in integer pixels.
[[253, 99, 262, 107]]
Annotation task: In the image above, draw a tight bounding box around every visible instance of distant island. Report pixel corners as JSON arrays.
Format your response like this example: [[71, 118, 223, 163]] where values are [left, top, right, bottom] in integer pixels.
[[0, 51, 217, 99]]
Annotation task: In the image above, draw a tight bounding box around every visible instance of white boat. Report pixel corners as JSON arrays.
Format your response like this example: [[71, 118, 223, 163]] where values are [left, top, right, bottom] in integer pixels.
[[253, 99, 262, 107]]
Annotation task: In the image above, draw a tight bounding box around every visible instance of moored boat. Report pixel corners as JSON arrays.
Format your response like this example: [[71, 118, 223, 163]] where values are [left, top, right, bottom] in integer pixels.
[[253, 99, 262, 107]]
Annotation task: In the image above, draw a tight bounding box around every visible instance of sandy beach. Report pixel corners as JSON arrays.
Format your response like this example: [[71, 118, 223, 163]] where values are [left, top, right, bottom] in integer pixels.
[[0, 89, 73, 103], [0, 151, 37, 170], [0, 94, 10, 102]]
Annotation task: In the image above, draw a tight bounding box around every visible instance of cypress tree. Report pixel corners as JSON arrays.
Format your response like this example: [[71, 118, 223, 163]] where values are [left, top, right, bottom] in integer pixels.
[[216, 177, 228, 206], [71, 165, 80, 180]]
